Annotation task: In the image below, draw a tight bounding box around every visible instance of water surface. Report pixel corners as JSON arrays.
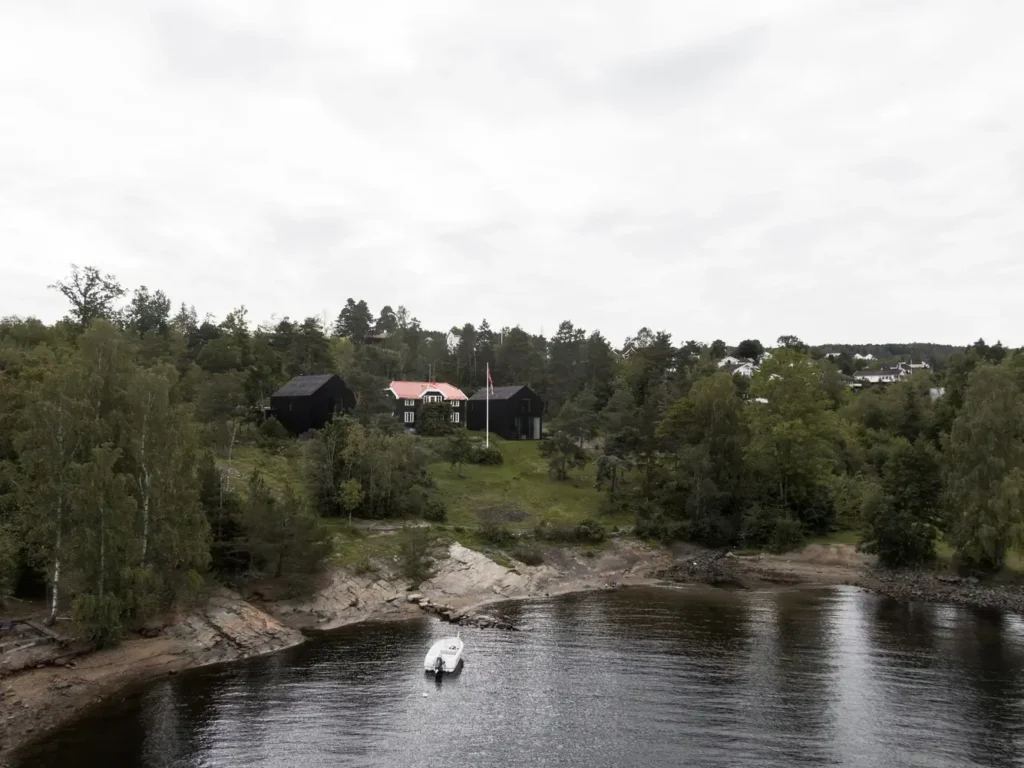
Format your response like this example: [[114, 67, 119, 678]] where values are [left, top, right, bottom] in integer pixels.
[[17, 586, 1024, 767]]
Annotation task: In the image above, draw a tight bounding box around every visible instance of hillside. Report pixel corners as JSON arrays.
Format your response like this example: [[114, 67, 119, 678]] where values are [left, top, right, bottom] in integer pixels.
[[218, 435, 622, 567]]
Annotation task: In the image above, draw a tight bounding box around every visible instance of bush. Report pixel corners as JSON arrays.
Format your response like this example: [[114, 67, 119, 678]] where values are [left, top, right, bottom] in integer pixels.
[[479, 518, 513, 545], [860, 492, 936, 568], [397, 486, 447, 522], [472, 443, 504, 465], [416, 402, 456, 436], [397, 526, 437, 586], [260, 416, 289, 441], [511, 545, 544, 566], [768, 517, 805, 554], [740, 504, 784, 549], [534, 518, 606, 544], [422, 498, 447, 522]]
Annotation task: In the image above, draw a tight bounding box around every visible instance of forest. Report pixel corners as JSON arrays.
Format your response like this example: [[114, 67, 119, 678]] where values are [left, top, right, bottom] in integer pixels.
[[2, 265, 1023, 644]]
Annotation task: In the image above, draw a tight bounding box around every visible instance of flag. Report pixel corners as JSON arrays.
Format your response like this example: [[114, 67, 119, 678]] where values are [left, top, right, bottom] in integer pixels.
[[487, 365, 494, 395]]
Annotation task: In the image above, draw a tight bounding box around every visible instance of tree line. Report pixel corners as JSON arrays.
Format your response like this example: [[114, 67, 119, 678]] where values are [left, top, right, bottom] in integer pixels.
[[2, 265, 1022, 643]]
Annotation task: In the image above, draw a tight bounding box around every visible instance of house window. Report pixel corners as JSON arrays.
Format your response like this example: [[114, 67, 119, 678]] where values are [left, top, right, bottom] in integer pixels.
[[424, 394, 442, 403], [404, 412, 415, 424], [452, 412, 460, 424], [405, 399, 415, 407]]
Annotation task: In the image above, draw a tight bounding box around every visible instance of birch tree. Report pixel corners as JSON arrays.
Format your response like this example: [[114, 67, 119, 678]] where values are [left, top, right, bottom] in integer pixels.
[[945, 364, 1024, 572], [15, 362, 85, 623]]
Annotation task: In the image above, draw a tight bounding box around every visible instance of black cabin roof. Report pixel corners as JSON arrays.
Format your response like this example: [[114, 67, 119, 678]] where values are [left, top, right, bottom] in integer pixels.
[[469, 385, 530, 401], [272, 374, 338, 398]]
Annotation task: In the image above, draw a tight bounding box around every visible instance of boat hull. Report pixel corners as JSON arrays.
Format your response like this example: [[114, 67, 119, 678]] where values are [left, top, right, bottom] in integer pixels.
[[424, 637, 465, 673]]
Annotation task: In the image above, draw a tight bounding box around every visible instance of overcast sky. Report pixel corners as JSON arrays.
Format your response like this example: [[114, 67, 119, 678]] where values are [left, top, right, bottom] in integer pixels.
[[2, 0, 1023, 347]]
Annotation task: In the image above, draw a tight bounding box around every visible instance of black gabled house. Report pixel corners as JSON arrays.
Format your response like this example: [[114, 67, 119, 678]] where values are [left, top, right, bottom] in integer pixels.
[[268, 374, 356, 435], [467, 385, 544, 440]]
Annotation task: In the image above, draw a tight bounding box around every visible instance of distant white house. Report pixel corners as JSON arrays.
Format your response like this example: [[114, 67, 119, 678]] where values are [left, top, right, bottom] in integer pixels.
[[854, 353, 875, 361], [854, 367, 908, 385], [929, 387, 946, 401], [908, 361, 931, 370], [718, 357, 758, 377]]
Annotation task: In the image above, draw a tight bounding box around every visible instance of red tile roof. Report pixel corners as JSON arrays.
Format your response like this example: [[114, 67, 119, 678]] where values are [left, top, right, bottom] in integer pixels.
[[389, 381, 468, 401]]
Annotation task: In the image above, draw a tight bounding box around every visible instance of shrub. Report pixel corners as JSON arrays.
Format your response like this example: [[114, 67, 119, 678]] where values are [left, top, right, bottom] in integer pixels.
[[472, 443, 504, 465], [398, 486, 447, 522], [397, 526, 437, 586], [479, 518, 513, 545], [416, 402, 456, 436], [422, 497, 447, 522], [768, 517, 805, 554], [740, 504, 785, 549], [260, 416, 289, 441], [534, 518, 606, 544], [576, 518, 607, 543], [511, 545, 544, 566]]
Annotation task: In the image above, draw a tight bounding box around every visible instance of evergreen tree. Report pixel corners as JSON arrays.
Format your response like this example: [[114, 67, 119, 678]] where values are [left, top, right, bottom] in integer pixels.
[[333, 299, 375, 342]]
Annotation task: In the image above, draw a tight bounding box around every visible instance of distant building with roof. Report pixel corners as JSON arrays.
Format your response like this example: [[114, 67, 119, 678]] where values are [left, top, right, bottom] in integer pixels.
[[853, 366, 909, 385], [388, 380, 468, 428], [717, 356, 758, 377], [467, 385, 544, 440], [268, 374, 356, 435]]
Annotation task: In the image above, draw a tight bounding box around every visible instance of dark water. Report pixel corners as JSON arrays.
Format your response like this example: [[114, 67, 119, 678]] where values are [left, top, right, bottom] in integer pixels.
[[15, 586, 1024, 767]]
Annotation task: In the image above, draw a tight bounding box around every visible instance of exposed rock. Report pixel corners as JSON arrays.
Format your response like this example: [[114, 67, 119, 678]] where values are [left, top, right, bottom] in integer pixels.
[[1, 591, 302, 765]]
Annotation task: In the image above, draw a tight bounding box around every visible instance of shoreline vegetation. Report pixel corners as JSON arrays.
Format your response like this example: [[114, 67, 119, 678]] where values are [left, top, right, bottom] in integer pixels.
[[4, 266, 1024, 761]]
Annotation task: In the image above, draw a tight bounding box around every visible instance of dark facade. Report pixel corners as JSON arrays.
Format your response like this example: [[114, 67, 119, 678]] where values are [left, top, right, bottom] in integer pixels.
[[393, 397, 467, 429], [269, 374, 356, 435], [467, 385, 544, 440]]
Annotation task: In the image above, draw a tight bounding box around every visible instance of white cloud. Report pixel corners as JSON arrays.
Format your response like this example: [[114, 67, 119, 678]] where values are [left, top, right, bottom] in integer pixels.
[[1, 0, 1023, 346]]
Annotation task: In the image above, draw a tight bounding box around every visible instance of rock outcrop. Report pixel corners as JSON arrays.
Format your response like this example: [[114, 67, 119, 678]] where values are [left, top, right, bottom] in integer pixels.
[[271, 539, 670, 632], [1, 590, 302, 765]]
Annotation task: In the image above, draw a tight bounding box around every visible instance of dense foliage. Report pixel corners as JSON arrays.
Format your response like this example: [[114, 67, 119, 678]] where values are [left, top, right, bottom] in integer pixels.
[[3, 265, 1024, 643]]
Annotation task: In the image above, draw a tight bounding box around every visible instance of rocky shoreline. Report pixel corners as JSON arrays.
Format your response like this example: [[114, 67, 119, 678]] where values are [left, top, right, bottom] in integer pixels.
[[655, 546, 1024, 614], [1, 539, 662, 764], [9, 538, 1024, 764], [1, 591, 304, 766]]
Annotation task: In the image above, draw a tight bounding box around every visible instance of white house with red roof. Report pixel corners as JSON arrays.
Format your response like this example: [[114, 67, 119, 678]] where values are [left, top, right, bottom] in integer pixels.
[[388, 380, 468, 428]]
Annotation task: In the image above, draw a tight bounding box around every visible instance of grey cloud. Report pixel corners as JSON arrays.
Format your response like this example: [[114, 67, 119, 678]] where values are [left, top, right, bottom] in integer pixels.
[[856, 157, 926, 183], [151, 8, 299, 83], [586, 24, 770, 111], [269, 211, 350, 253]]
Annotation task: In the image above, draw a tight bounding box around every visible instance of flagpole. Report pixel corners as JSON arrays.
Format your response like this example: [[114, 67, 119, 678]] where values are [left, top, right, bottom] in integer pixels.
[[485, 364, 490, 448]]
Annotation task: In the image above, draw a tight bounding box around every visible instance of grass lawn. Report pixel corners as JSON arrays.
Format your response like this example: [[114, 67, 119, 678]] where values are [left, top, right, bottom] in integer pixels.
[[217, 444, 303, 496], [217, 435, 628, 568], [427, 436, 628, 532]]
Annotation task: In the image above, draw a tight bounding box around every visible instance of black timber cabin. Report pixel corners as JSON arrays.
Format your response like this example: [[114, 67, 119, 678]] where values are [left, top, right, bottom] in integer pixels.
[[268, 374, 356, 435], [467, 385, 544, 440]]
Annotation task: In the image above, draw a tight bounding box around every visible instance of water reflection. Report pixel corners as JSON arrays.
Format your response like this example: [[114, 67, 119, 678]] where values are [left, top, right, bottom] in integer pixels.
[[15, 587, 1024, 768]]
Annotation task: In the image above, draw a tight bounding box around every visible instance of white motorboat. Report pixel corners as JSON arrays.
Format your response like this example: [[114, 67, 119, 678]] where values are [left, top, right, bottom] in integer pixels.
[[424, 634, 464, 676]]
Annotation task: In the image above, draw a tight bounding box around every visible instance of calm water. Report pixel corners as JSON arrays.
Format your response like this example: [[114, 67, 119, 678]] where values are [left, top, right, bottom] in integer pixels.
[[15, 585, 1024, 768]]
